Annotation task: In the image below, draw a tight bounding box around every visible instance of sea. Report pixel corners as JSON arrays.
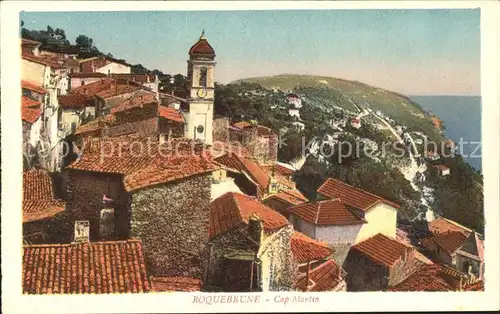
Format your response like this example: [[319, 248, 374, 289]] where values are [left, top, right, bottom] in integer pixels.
[[411, 96, 482, 173]]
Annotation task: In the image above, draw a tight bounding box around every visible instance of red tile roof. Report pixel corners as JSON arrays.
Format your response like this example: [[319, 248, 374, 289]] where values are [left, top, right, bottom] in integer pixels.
[[352, 233, 413, 267], [22, 240, 151, 294], [389, 264, 466, 291], [111, 73, 157, 84], [233, 121, 252, 129], [275, 163, 295, 176], [70, 72, 107, 78], [23, 169, 66, 223], [68, 136, 215, 192], [433, 164, 450, 171], [288, 199, 367, 226], [111, 93, 158, 114], [150, 276, 202, 292], [158, 106, 185, 124], [189, 38, 215, 56], [421, 231, 468, 255], [264, 190, 307, 207], [463, 280, 485, 291], [214, 153, 270, 191], [96, 84, 142, 99], [74, 114, 116, 135], [22, 53, 62, 69], [58, 94, 93, 109], [428, 217, 472, 236], [22, 96, 42, 124], [291, 232, 332, 263], [317, 178, 400, 210], [21, 80, 47, 94], [294, 260, 343, 292], [22, 38, 42, 46], [208, 192, 290, 239]]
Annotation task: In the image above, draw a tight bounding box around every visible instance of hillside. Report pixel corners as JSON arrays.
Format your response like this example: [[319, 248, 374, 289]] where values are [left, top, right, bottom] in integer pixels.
[[234, 74, 443, 143], [221, 75, 483, 232]]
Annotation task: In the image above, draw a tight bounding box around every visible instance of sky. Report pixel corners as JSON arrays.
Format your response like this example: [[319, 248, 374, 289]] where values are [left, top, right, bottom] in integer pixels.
[[20, 9, 480, 96]]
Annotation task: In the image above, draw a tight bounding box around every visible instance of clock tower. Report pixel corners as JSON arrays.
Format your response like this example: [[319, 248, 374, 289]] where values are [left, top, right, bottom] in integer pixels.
[[186, 30, 216, 145]]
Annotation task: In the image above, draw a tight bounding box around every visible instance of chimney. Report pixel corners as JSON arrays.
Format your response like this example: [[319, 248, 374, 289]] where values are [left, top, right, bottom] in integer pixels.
[[305, 260, 311, 291], [73, 220, 90, 243], [248, 213, 263, 246]]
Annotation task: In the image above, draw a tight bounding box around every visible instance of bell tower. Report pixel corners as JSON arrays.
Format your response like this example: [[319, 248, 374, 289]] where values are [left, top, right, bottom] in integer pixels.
[[186, 30, 216, 145]]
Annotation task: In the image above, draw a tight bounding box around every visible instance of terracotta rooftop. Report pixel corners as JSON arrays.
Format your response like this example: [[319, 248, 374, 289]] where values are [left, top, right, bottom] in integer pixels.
[[428, 217, 472, 236], [264, 189, 308, 207], [68, 136, 215, 192], [288, 199, 367, 226], [74, 114, 116, 135], [317, 178, 400, 210], [294, 259, 343, 292], [70, 72, 107, 78], [150, 276, 202, 292], [433, 164, 450, 171], [111, 73, 157, 84], [21, 80, 47, 94], [21, 38, 42, 46], [421, 231, 468, 255], [389, 264, 472, 292], [22, 96, 42, 124], [158, 106, 185, 124], [22, 53, 62, 69], [291, 232, 332, 264], [58, 94, 93, 109], [208, 192, 290, 239], [22, 240, 151, 294], [214, 153, 270, 191], [96, 84, 143, 99], [189, 34, 215, 57], [23, 169, 65, 223], [110, 93, 158, 114], [352, 233, 413, 267]]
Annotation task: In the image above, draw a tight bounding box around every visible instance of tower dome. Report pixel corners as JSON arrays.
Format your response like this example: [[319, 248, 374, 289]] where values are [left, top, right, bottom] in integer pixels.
[[189, 30, 215, 58]]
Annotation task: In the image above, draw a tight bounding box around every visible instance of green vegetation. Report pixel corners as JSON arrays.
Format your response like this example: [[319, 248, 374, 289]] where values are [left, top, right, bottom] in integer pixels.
[[236, 74, 444, 143], [426, 155, 484, 233]]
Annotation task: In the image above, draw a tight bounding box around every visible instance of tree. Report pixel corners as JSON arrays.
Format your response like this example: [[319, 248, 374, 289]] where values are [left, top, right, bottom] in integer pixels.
[[75, 34, 94, 51]]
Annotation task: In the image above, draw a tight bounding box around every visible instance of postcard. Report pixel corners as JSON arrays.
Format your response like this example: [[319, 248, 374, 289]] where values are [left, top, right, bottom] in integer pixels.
[[1, 1, 499, 313]]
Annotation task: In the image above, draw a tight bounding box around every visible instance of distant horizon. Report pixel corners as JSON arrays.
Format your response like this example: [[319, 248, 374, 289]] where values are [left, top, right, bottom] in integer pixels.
[[21, 9, 480, 96]]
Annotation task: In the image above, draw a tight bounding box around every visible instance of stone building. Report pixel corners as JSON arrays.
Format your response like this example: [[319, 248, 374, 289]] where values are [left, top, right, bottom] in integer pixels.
[[184, 31, 217, 145], [23, 169, 66, 244], [228, 121, 279, 165], [204, 192, 294, 292], [420, 230, 484, 281], [344, 233, 429, 291], [390, 264, 484, 292], [65, 135, 216, 279]]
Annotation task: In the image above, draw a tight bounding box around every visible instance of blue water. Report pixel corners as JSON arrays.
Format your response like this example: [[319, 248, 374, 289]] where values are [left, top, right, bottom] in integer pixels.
[[411, 96, 482, 172]]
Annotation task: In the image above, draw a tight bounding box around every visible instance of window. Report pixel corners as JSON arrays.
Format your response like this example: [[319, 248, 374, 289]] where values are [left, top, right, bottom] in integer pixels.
[[99, 208, 115, 239], [199, 67, 207, 87], [71, 122, 77, 134], [81, 81, 85, 86]]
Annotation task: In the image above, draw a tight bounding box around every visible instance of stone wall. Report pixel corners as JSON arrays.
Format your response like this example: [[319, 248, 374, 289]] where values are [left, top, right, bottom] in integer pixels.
[[66, 170, 130, 241], [104, 117, 158, 138], [213, 117, 229, 142], [259, 226, 294, 291], [344, 249, 389, 291], [130, 174, 211, 279]]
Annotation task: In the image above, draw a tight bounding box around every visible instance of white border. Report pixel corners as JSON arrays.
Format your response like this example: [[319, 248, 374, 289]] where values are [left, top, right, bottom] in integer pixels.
[[2, 1, 499, 313]]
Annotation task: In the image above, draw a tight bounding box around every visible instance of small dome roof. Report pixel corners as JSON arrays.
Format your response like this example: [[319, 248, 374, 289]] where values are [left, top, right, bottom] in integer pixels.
[[189, 30, 215, 57]]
